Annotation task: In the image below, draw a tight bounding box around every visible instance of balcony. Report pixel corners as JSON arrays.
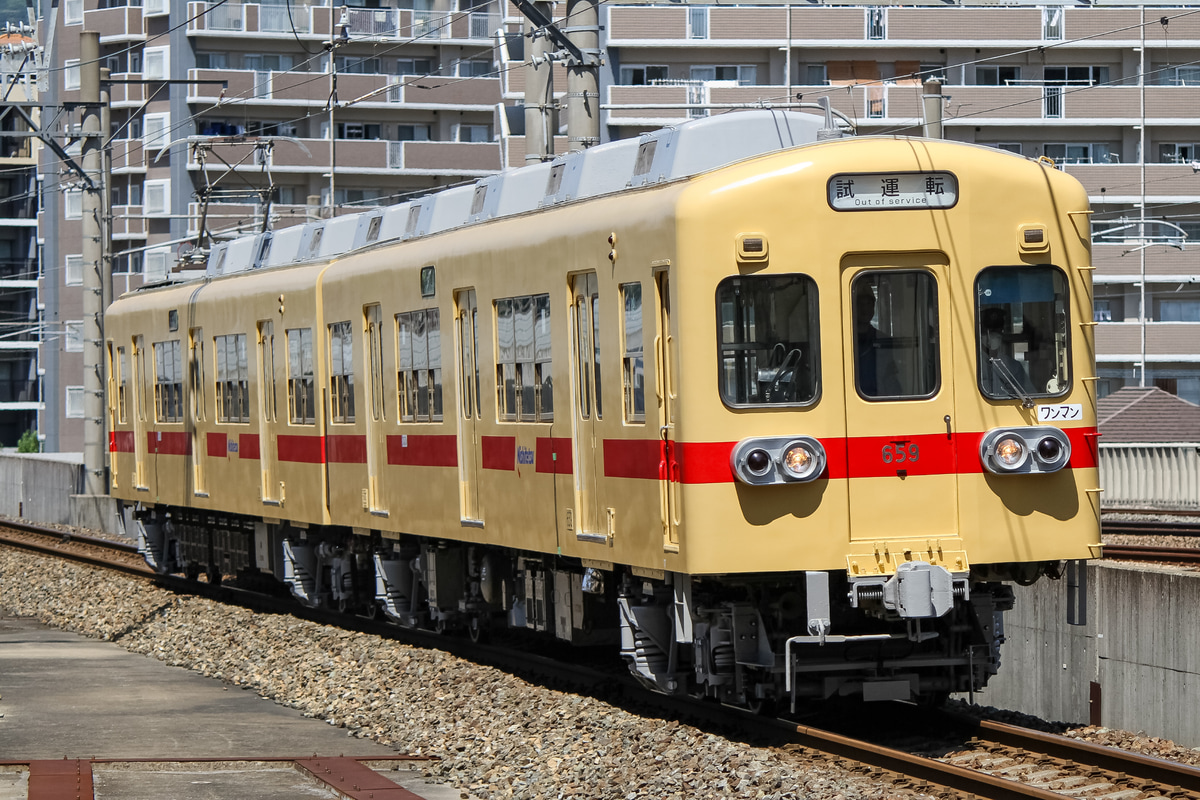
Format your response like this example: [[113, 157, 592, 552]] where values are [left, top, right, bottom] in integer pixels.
[[0, 195, 37, 219], [186, 138, 501, 174], [1092, 244, 1200, 281], [187, 1, 498, 41], [1064, 164, 1200, 202], [112, 205, 148, 239], [188, 69, 499, 109], [110, 138, 149, 174], [1096, 321, 1200, 358], [84, 4, 145, 42]]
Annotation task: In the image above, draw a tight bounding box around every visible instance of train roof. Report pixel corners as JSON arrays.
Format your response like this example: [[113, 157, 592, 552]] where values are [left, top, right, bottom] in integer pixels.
[[203, 109, 830, 280]]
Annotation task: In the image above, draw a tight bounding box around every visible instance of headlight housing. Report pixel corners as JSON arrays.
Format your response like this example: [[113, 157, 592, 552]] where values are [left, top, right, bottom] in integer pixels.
[[731, 436, 826, 485], [979, 426, 1071, 475]]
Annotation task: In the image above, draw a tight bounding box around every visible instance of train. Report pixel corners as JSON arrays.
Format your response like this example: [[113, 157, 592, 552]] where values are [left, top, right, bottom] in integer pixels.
[[105, 109, 1102, 709]]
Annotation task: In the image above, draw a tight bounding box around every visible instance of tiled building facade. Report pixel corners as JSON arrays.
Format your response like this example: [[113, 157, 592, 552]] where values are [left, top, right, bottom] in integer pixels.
[[34, 1, 1200, 450]]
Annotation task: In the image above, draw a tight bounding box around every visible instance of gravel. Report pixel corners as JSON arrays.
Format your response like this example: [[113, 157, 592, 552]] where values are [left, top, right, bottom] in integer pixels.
[[0, 548, 923, 800], [5, 546, 1198, 799]]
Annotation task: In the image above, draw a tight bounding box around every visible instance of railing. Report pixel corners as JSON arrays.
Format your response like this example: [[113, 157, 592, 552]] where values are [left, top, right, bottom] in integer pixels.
[[259, 4, 308, 33], [469, 11, 497, 39], [206, 2, 244, 30], [1044, 85, 1063, 118], [346, 7, 396, 36]]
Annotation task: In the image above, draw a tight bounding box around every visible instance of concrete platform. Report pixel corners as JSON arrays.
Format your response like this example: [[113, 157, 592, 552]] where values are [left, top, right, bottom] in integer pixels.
[[0, 614, 464, 799]]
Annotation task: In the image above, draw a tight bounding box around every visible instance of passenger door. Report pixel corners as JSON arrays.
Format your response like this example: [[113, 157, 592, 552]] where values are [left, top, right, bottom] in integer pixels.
[[654, 268, 680, 551], [189, 328, 206, 495], [455, 289, 483, 525], [842, 265, 960, 550], [569, 273, 603, 539], [258, 320, 281, 505], [363, 305, 388, 515]]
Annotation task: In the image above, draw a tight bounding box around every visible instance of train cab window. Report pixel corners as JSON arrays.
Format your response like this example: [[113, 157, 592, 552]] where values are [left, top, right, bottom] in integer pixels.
[[717, 274, 819, 406], [152, 339, 184, 423], [328, 321, 356, 424], [853, 271, 939, 400], [286, 328, 316, 425], [976, 266, 1070, 401]]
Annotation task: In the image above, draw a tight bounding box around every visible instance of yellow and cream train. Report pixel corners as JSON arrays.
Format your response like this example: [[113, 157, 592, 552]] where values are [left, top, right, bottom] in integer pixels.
[[106, 110, 1102, 707]]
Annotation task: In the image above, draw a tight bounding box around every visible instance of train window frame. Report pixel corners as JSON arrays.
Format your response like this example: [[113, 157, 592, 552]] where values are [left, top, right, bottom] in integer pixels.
[[214, 333, 250, 424], [975, 265, 1072, 402], [152, 339, 184, 423], [494, 292, 552, 423], [715, 273, 821, 409], [259, 320, 278, 424], [851, 270, 941, 402], [286, 327, 316, 425], [396, 307, 443, 423], [621, 282, 645, 423], [189, 329, 206, 423], [328, 320, 356, 425], [117, 345, 128, 424]]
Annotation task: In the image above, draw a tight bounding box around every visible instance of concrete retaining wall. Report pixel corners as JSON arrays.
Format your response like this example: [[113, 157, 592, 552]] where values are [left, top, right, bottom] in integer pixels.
[[976, 563, 1200, 748], [0, 452, 85, 525]]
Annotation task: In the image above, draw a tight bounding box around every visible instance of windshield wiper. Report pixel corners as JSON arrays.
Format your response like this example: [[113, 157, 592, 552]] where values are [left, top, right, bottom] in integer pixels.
[[989, 357, 1035, 409]]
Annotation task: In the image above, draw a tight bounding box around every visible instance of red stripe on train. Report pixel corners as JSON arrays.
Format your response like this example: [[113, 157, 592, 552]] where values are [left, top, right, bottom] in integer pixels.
[[327, 434, 367, 464], [239, 434, 260, 460], [109, 431, 135, 453], [536, 437, 571, 474], [481, 436, 515, 470], [602, 438, 660, 480], [278, 434, 325, 464], [387, 434, 457, 467], [147, 431, 191, 456], [207, 432, 227, 459]]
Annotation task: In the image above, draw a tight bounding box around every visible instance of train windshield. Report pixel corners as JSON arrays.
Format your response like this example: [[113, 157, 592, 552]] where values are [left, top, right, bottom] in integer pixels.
[[976, 266, 1070, 401], [717, 274, 819, 406], [852, 271, 940, 400]]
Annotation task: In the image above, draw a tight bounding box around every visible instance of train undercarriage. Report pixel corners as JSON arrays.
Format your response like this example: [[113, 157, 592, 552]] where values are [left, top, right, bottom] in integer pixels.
[[130, 504, 1052, 709]]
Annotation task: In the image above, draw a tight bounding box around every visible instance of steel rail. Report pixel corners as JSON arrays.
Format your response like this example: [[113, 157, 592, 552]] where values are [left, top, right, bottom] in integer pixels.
[[1103, 544, 1200, 565], [0, 519, 153, 577], [974, 719, 1200, 793]]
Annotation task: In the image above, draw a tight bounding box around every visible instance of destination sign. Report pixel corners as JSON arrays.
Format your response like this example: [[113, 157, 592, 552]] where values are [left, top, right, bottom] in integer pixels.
[[828, 171, 958, 211]]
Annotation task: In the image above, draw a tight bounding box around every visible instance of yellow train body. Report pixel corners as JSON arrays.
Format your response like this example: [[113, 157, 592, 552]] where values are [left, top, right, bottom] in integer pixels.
[[106, 112, 1099, 704]]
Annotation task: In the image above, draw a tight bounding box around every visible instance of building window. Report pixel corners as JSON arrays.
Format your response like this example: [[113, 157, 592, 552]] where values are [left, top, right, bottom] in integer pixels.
[[65, 254, 83, 286], [64, 190, 82, 219], [619, 65, 668, 85], [996, 143, 1023, 155], [195, 52, 228, 69], [1161, 66, 1200, 86], [64, 0, 83, 24], [215, 333, 249, 423], [64, 321, 84, 352], [621, 283, 645, 422], [65, 59, 81, 90], [287, 327, 315, 424], [976, 66, 1020, 86], [396, 58, 432, 76], [1043, 7, 1063, 40], [244, 54, 293, 71], [456, 58, 490, 78], [144, 248, 171, 282], [65, 386, 85, 418], [153, 339, 184, 423], [337, 122, 382, 140], [328, 320, 355, 424], [1043, 143, 1113, 165], [396, 308, 443, 422], [455, 124, 490, 143], [866, 7, 886, 40], [396, 124, 431, 141], [690, 65, 756, 86], [1160, 143, 1200, 164], [143, 46, 169, 80], [804, 64, 827, 86], [688, 6, 707, 39], [143, 112, 170, 150], [495, 294, 551, 422], [144, 180, 169, 215]]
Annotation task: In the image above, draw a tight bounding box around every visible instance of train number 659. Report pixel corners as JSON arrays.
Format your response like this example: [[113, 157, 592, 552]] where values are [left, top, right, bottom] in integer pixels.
[[882, 443, 920, 464]]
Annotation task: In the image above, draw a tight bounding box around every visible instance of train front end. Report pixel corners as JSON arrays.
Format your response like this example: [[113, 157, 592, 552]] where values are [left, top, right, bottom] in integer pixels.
[[628, 136, 1100, 707]]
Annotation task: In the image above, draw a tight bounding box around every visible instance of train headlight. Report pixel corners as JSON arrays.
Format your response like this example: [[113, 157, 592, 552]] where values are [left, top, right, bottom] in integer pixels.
[[979, 427, 1071, 475], [731, 436, 826, 485], [780, 440, 823, 482]]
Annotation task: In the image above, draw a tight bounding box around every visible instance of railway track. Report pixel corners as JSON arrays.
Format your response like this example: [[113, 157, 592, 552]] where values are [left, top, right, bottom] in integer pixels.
[[1102, 517, 1200, 539], [6, 519, 1200, 799]]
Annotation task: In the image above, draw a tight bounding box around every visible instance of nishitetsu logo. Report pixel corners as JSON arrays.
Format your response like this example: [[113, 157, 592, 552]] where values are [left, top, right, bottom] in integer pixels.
[[517, 446, 535, 465]]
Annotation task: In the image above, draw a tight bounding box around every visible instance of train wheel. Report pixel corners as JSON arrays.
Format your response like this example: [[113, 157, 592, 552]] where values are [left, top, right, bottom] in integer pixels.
[[468, 617, 486, 643], [205, 565, 222, 586], [365, 601, 379, 620], [185, 562, 200, 581]]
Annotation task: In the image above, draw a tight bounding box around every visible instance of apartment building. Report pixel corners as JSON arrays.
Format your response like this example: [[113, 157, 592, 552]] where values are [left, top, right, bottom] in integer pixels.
[[34, 1, 1200, 451], [598, 3, 1200, 405], [0, 35, 42, 447]]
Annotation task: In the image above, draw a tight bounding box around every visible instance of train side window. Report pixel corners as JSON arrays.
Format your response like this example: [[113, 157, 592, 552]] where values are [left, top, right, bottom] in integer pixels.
[[135, 335, 146, 422], [976, 266, 1070, 400], [287, 328, 316, 424], [717, 274, 820, 407], [328, 320, 355, 424], [621, 282, 645, 422], [396, 308, 443, 423], [215, 333, 250, 423], [495, 293, 552, 422], [117, 346, 128, 423], [152, 339, 184, 422], [259, 321, 278, 423], [189, 329, 206, 423], [852, 271, 939, 400]]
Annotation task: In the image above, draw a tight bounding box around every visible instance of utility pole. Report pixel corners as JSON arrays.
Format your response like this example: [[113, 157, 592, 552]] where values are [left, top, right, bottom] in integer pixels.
[[524, 1, 554, 162], [80, 31, 105, 494], [921, 79, 943, 140], [564, 0, 599, 150], [326, 6, 348, 218]]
